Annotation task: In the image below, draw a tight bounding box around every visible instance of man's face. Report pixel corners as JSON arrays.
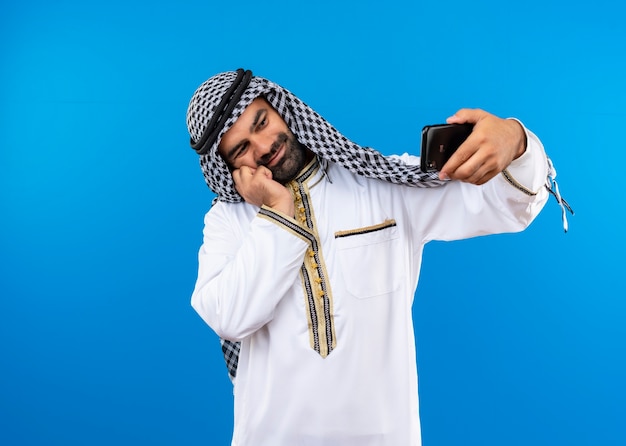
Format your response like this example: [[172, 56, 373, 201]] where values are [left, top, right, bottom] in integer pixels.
[[218, 97, 309, 184]]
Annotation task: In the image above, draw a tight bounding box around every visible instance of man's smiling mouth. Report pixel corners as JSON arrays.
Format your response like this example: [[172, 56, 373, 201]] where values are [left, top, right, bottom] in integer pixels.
[[267, 143, 284, 167]]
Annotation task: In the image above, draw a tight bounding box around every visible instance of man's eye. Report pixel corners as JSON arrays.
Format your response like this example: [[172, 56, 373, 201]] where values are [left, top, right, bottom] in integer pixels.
[[258, 117, 267, 129], [234, 143, 248, 159]]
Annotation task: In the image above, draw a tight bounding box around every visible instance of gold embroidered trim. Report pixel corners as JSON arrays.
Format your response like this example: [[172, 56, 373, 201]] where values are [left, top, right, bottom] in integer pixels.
[[501, 169, 537, 197], [258, 206, 313, 243], [288, 174, 337, 358], [334, 219, 397, 238]]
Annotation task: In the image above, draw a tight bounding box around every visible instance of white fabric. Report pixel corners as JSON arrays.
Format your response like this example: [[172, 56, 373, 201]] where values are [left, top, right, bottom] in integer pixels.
[[191, 128, 549, 446]]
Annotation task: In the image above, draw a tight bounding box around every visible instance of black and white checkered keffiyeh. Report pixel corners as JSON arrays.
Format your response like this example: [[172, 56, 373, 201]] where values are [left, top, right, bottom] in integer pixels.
[[219, 338, 240, 382], [186, 69, 449, 382]]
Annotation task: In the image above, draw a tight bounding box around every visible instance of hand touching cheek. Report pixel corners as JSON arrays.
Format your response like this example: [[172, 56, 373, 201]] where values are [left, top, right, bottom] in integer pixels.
[[232, 166, 295, 217]]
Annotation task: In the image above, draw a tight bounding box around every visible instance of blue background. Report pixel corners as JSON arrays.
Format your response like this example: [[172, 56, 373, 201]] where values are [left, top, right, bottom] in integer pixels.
[[1, 0, 624, 445]]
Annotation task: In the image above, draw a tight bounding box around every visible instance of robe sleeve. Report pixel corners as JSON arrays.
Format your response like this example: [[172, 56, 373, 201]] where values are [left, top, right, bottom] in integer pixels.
[[401, 124, 551, 243], [191, 204, 310, 340]]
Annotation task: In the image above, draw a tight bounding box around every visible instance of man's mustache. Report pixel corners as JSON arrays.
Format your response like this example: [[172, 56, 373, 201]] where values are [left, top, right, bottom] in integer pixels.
[[258, 133, 289, 166]]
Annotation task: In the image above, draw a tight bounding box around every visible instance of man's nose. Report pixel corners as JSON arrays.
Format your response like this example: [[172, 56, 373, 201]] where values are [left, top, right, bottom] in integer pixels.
[[250, 133, 275, 160]]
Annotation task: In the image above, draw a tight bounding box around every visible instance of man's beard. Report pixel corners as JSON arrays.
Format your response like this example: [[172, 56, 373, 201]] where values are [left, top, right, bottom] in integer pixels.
[[259, 132, 309, 184]]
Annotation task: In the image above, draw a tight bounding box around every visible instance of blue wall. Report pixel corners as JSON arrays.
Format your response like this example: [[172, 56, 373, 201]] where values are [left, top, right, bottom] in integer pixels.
[[1, 1, 624, 445]]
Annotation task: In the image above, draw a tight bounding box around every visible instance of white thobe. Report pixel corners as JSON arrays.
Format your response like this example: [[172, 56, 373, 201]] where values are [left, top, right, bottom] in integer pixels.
[[191, 126, 549, 446]]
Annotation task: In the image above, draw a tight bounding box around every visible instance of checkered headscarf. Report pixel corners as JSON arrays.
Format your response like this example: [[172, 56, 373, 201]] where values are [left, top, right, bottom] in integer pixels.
[[186, 69, 446, 203]]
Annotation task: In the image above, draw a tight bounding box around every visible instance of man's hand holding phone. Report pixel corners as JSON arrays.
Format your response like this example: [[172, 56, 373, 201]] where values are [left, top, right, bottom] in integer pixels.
[[422, 108, 527, 185]]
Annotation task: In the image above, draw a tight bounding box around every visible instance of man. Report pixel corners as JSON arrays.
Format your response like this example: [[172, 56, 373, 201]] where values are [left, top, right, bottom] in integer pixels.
[[186, 69, 563, 446]]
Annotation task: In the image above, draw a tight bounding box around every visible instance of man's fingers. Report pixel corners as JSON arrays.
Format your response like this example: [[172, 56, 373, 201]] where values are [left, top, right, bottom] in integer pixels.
[[439, 131, 482, 179], [440, 146, 478, 180], [255, 165, 273, 179]]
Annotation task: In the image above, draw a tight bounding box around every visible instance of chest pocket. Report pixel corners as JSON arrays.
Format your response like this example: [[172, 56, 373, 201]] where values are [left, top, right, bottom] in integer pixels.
[[334, 219, 402, 299]]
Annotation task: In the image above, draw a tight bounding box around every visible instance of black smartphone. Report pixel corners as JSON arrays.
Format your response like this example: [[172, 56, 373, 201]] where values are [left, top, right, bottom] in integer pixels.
[[420, 123, 474, 172]]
